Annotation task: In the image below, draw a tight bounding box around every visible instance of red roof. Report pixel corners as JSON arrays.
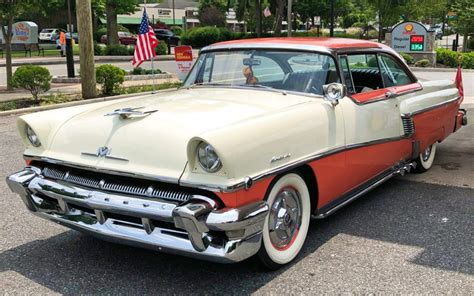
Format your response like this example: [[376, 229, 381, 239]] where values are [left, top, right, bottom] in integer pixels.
[[214, 37, 387, 50]]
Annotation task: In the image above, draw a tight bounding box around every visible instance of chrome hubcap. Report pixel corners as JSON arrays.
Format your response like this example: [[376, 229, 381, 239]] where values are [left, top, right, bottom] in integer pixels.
[[269, 187, 302, 250], [422, 145, 432, 161]]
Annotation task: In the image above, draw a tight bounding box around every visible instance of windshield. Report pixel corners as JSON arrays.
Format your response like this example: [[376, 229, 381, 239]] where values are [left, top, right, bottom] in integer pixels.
[[183, 50, 339, 95]]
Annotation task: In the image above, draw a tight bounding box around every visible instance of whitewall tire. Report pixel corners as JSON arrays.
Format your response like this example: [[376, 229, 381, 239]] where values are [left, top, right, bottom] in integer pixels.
[[258, 173, 311, 269], [415, 142, 437, 173]]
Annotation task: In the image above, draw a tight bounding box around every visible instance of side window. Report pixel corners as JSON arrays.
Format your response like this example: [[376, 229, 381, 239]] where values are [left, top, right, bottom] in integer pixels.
[[346, 54, 384, 93], [378, 54, 414, 87], [251, 56, 285, 83]]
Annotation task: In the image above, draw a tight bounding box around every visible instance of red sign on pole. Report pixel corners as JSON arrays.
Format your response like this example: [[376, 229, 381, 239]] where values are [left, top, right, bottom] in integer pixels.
[[174, 45, 193, 80]]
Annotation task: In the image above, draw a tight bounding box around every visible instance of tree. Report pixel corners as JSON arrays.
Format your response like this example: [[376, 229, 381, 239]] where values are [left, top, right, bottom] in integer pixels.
[[76, 0, 97, 99], [449, 0, 474, 52], [198, 0, 227, 27], [0, 0, 60, 90], [368, 0, 406, 41]]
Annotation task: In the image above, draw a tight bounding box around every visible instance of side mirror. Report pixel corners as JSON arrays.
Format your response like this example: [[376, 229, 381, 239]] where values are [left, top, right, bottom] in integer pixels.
[[323, 83, 347, 106]]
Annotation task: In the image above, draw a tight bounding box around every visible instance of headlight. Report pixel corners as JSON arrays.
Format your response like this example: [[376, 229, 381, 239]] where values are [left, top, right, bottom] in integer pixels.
[[25, 125, 41, 147], [196, 142, 222, 173]]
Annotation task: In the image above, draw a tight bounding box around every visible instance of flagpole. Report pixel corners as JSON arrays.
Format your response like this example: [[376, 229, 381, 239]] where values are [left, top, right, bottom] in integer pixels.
[[144, 0, 156, 94]]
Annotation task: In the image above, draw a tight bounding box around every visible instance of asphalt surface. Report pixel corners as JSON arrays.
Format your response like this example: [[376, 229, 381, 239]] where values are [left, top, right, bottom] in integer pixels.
[[1, 108, 473, 294]]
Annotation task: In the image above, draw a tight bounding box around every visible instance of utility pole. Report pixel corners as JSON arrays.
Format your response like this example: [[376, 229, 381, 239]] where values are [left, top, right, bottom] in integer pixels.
[[76, 0, 97, 99], [256, 0, 262, 37], [172, 0, 176, 25], [66, 0, 75, 78], [330, 0, 335, 37], [287, 0, 292, 37]]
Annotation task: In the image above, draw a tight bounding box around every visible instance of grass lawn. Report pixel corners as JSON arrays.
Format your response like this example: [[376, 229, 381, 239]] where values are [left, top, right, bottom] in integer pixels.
[[2, 44, 81, 59]]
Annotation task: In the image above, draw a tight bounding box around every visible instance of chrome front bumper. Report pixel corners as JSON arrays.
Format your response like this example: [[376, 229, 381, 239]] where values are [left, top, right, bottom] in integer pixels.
[[6, 167, 269, 263]]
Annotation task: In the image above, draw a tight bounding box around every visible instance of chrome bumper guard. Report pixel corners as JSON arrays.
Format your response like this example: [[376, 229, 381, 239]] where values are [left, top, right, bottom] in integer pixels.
[[6, 167, 269, 263]]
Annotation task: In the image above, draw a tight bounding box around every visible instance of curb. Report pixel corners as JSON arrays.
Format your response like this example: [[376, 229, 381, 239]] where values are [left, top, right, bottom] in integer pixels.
[[52, 73, 173, 83], [0, 88, 177, 117], [410, 67, 474, 72], [0, 55, 178, 67]]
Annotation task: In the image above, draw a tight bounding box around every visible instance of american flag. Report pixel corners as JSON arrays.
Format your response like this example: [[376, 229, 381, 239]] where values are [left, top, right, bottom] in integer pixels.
[[132, 8, 159, 68]]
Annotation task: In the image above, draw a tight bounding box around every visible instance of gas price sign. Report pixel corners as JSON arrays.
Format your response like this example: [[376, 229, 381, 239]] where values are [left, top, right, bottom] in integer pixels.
[[410, 35, 424, 51], [391, 21, 428, 53]]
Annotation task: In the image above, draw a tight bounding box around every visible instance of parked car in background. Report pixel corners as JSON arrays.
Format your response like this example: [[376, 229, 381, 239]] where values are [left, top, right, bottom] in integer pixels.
[[431, 24, 444, 40], [39, 28, 60, 43], [154, 29, 180, 46], [100, 31, 137, 45], [6, 38, 467, 270]]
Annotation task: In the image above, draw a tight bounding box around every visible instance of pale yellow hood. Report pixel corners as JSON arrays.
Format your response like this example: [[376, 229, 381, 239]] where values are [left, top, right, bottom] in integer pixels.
[[30, 87, 311, 181]]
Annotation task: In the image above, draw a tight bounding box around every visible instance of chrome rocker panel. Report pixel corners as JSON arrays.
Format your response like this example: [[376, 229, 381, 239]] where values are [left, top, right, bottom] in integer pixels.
[[6, 167, 269, 263]]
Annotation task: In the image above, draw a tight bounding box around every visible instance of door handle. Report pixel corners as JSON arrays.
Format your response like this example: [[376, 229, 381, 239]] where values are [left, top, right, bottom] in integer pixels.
[[385, 91, 395, 99]]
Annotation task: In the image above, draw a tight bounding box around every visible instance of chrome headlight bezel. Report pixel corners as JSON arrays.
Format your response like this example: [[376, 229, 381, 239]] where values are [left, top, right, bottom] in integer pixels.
[[25, 125, 41, 147], [196, 142, 222, 173]]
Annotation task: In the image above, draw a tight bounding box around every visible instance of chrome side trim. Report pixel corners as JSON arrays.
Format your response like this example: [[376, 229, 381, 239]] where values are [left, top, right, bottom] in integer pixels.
[[180, 135, 408, 192], [406, 96, 461, 116], [25, 137, 407, 194]]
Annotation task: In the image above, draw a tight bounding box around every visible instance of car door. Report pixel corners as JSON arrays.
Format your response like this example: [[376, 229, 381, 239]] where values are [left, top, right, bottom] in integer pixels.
[[337, 52, 415, 191]]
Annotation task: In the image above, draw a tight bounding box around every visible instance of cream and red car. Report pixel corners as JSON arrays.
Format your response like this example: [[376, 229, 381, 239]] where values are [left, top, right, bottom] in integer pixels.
[[7, 38, 467, 269]]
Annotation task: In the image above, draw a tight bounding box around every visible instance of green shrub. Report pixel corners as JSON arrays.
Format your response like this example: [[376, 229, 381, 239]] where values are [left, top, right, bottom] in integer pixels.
[[96, 64, 127, 96], [217, 27, 233, 41], [105, 44, 131, 56], [414, 59, 430, 67], [130, 67, 162, 75], [436, 48, 474, 69], [181, 26, 222, 48], [170, 26, 183, 36], [94, 42, 105, 55], [94, 26, 107, 42], [11, 65, 52, 101], [156, 41, 168, 55], [400, 52, 414, 65]]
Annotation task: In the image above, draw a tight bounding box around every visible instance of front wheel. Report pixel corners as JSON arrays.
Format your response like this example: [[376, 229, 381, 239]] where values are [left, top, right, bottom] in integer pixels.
[[258, 173, 311, 270], [414, 142, 437, 173]]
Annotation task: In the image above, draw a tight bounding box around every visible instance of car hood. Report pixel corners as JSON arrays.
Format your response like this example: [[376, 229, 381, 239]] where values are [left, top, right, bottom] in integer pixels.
[[38, 87, 311, 182]]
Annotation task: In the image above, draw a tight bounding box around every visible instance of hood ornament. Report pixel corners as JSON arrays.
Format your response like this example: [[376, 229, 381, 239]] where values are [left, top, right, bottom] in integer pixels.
[[105, 107, 158, 119]]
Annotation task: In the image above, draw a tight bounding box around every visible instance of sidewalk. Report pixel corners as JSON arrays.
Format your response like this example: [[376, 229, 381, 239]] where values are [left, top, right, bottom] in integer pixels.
[[0, 77, 179, 102], [0, 49, 200, 67]]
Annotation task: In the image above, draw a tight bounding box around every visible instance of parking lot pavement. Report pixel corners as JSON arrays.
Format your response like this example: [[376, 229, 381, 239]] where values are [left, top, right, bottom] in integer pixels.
[[1, 110, 473, 294]]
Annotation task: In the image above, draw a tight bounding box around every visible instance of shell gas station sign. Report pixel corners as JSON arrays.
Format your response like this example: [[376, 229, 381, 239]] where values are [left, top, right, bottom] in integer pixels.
[[0, 21, 38, 44], [390, 21, 428, 53]]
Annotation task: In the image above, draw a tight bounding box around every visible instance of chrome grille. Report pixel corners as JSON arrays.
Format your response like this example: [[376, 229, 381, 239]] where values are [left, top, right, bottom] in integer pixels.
[[42, 166, 192, 203], [402, 116, 415, 137]]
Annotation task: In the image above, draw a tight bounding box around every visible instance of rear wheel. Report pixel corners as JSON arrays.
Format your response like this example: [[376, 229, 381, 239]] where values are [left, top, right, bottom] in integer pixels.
[[258, 173, 311, 270], [414, 142, 437, 173]]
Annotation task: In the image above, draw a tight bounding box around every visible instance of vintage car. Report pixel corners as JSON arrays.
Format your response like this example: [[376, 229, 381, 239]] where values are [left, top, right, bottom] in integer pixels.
[[7, 38, 467, 269]]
